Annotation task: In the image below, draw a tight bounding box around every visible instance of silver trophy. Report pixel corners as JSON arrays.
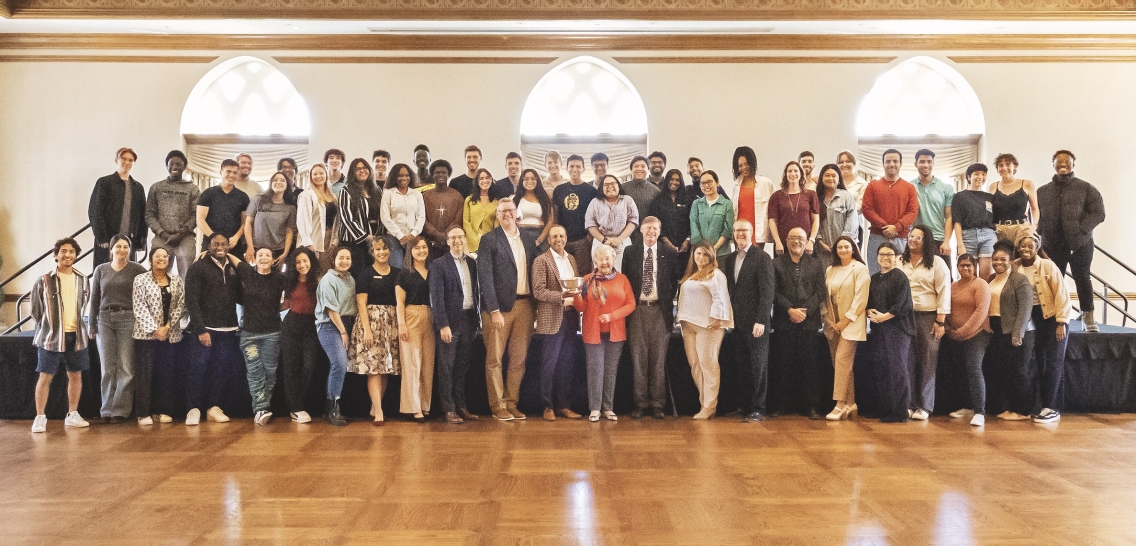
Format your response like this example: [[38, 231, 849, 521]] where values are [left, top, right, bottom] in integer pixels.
[[559, 276, 583, 294]]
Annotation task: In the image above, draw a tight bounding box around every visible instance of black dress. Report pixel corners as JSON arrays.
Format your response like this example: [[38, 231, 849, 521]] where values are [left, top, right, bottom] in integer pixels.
[[858, 268, 915, 422]]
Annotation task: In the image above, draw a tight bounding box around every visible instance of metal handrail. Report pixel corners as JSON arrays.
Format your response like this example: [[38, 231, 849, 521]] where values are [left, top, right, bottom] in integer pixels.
[[1, 316, 32, 336], [0, 223, 91, 292], [1095, 244, 1136, 279], [1092, 292, 1136, 327], [1092, 272, 1131, 327]]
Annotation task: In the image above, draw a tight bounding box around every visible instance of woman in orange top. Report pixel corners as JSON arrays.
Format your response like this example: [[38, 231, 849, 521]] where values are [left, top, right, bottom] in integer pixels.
[[574, 244, 636, 422]]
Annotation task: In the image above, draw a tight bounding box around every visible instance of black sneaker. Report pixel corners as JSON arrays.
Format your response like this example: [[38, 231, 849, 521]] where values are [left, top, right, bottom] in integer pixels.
[[1032, 408, 1061, 424]]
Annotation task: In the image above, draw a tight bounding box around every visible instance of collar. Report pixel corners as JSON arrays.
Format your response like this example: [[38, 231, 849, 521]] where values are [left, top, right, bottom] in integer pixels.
[[451, 252, 466, 261], [737, 243, 751, 254], [550, 248, 569, 258], [209, 256, 227, 269], [503, 227, 521, 239]]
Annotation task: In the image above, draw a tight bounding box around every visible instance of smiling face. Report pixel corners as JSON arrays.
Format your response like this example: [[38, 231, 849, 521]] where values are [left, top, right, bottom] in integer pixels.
[[822, 168, 839, 191], [478, 171, 494, 194], [208, 234, 230, 261], [631, 159, 647, 180], [1018, 237, 1038, 262], [996, 159, 1016, 179], [1054, 153, 1074, 175], [649, 156, 665, 177], [693, 246, 711, 269], [699, 173, 718, 197], [786, 228, 807, 257], [601, 177, 620, 201], [280, 160, 296, 182], [334, 248, 352, 272], [836, 239, 853, 264], [396, 166, 412, 190], [799, 155, 814, 175], [111, 238, 131, 262], [991, 250, 1011, 274], [465, 150, 481, 174], [592, 159, 607, 181], [907, 227, 925, 254], [270, 173, 288, 196], [410, 238, 430, 265], [733, 221, 752, 248], [968, 170, 987, 189], [447, 228, 467, 257], [496, 200, 518, 230], [785, 164, 802, 187], [667, 173, 682, 192], [549, 226, 568, 253], [545, 154, 561, 176], [737, 156, 751, 179], [916, 155, 934, 178], [506, 157, 521, 178], [433, 166, 451, 187], [116, 152, 136, 174], [237, 155, 253, 177], [523, 171, 539, 191], [567, 159, 584, 182], [294, 251, 311, 277], [371, 238, 390, 266], [310, 165, 327, 189], [255, 248, 274, 269], [876, 246, 896, 273], [594, 252, 613, 275], [55, 243, 77, 268], [838, 153, 855, 178], [167, 156, 186, 180], [883, 152, 902, 179], [957, 258, 975, 280], [641, 221, 660, 247]]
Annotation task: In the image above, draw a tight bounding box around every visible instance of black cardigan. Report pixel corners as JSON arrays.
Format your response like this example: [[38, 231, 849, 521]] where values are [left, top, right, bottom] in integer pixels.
[[88, 172, 147, 249]]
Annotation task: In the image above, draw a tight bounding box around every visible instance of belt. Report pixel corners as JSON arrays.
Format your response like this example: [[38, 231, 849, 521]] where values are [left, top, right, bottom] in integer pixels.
[[997, 219, 1026, 226], [515, 294, 532, 300], [639, 300, 661, 306], [103, 305, 129, 312]]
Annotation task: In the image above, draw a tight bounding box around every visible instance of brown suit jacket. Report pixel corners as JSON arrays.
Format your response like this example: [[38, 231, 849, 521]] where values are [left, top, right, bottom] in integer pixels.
[[532, 249, 578, 335]]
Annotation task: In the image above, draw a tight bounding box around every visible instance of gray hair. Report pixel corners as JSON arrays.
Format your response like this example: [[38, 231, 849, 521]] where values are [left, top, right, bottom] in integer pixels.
[[592, 244, 616, 262]]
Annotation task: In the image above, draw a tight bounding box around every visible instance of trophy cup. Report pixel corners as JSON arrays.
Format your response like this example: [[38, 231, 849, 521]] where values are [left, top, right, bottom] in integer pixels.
[[559, 276, 583, 294]]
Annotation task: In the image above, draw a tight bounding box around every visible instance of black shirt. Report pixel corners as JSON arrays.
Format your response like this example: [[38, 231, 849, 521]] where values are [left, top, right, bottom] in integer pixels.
[[552, 182, 600, 241], [237, 262, 286, 333], [649, 191, 693, 246], [868, 268, 915, 336], [184, 256, 241, 335], [449, 174, 476, 200], [198, 185, 250, 238], [951, 189, 994, 230], [398, 268, 431, 306], [355, 265, 399, 306]]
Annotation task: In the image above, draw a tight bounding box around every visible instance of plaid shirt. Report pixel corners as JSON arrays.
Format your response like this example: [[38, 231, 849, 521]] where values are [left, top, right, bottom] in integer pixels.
[[31, 269, 91, 352]]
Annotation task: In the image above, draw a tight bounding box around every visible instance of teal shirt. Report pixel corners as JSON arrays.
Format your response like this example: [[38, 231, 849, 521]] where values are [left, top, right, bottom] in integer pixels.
[[690, 194, 736, 256], [315, 269, 357, 325], [914, 177, 954, 241]]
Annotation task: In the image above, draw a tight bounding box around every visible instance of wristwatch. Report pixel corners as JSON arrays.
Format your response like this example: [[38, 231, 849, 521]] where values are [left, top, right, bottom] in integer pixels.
[[934, 321, 946, 327]]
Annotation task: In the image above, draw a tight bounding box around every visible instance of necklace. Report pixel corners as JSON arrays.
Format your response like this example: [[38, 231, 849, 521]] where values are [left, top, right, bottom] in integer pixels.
[[788, 191, 802, 214]]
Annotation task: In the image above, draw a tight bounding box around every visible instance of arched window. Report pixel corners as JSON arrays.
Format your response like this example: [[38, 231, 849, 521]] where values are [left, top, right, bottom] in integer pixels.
[[855, 56, 985, 186], [520, 56, 648, 182], [181, 56, 311, 187]]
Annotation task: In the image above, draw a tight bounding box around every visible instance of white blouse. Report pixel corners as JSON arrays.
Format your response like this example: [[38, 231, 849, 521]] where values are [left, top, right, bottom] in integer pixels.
[[516, 198, 545, 227], [676, 269, 733, 329], [380, 187, 425, 240]]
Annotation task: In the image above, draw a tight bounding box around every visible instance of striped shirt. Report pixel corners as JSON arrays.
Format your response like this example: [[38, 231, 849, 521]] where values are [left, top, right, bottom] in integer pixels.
[[31, 269, 91, 352]]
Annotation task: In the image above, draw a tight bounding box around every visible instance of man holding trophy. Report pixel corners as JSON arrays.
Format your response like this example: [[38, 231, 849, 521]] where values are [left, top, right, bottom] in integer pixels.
[[532, 224, 584, 421]]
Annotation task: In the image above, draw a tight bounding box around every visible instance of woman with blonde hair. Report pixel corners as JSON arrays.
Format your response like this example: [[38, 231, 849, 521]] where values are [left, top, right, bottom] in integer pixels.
[[675, 242, 733, 419], [296, 162, 340, 271]]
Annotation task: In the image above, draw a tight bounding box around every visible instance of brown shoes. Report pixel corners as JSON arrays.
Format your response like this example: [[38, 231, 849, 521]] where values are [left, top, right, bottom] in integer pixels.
[[557, 408, 583, 419], [458, 407, 479, 421], [543, 408, 556, 421], [493, 409, 515, 421], [507, 406, 526, 420], [445, 412, 464, 424]]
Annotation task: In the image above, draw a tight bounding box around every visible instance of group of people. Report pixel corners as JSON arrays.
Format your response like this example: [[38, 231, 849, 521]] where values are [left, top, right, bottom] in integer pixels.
[[26, 143, 1103, 431]]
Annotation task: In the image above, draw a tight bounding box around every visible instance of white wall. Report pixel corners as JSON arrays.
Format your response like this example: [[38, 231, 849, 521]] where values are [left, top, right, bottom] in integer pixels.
[[2, 51, 1134, 303]]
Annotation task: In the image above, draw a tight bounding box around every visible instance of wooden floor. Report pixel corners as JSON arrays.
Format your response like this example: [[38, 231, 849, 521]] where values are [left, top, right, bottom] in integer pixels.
[[2, 414, 1136, 546]]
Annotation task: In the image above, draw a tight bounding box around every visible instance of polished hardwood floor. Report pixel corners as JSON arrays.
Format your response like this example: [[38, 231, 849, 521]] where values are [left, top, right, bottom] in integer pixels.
[[2, 413, 1135, 545]]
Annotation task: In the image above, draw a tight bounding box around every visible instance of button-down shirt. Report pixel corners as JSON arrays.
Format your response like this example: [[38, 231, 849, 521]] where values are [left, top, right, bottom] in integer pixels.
[[899, 256, 951, 315], [505, 228, 529, 295], [641, 243, 659, 302], [584, 195, 639, 238], [453, 253, 475, 310], [734, 243, 751, 282], [551, 248, 575, 280], [380, 187, 426, 240]]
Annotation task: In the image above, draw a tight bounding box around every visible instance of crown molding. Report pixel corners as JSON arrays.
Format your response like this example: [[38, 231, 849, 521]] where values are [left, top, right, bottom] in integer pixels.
[[273, 55, 559, 64], [0, 54, 217, 62], [4, 33, 1136, 52], [7, 0, 1136, 20], [949, 54, 1136, 62], [612, 55, 897, 63]]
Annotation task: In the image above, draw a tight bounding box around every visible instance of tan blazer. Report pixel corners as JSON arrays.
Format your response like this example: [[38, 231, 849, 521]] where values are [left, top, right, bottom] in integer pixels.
[[823, 261, 870, 342], [532, 249, 578, 335]]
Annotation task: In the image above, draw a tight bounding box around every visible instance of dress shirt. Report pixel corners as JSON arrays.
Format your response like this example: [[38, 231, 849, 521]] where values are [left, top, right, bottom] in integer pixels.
[[640, 243, 658, 302], [585, 196, 639, 238], [505, 228, 529, 295], [551, 249, 575, 280], [899, 256, 951, 314], [734, 243, 750, 282], [451, 253, 475, 310]]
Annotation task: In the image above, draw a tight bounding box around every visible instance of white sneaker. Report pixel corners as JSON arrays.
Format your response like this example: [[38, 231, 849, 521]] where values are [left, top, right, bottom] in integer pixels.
[[949, 409, 974, 419], [911, 409, 929, 421], [138, 416, 154, 426], [158, 414, 173, 423], [291, 411, 312, 424], [254, 411, 273, 426], [31, 415, 47, 433], [186, 408, 201, 426], [970, 414, 985, 426], [206, 406, 230, 423], [64, 411, 89, 428], [1000, 411, 1029, 421]]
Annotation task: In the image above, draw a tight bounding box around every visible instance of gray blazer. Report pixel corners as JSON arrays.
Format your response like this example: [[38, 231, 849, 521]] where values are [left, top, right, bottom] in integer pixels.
[[993, 270, 1034, 339]]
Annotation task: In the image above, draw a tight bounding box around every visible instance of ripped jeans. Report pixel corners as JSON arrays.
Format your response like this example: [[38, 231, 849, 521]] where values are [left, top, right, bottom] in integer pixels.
[[239, 331, 281, 413]]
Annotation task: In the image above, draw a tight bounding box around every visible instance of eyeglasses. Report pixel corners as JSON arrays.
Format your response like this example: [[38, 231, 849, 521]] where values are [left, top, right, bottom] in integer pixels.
[[787, 236, 807, 241], [878, 252, 896, 258]]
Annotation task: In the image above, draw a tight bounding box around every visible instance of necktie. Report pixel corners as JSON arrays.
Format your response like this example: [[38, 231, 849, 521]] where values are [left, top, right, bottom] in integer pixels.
[[643, 247, 654, 297]]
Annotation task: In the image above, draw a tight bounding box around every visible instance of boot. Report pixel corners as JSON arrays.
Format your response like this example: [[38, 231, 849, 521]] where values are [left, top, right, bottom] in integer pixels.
[[325, 397, 347, 427]]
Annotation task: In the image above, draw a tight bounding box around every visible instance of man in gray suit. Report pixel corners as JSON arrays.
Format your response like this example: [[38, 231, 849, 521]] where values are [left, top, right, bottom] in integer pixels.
[[622, 216, 680, 419]]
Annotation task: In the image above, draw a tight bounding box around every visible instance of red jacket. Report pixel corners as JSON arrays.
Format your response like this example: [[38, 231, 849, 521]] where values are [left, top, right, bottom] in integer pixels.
[[573, 272, 636, 344], [861, 177, 919, 237]]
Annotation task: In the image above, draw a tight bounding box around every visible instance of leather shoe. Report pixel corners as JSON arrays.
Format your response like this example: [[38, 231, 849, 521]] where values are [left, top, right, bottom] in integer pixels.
[[413, 415, 427, 424], [507, 406, 526, 420], [652, 409, 666, 420], [806, 408, 823, 420], [557, 408, 582, 419], [324, 398, 347, 427], [543, 408, 556, 421], [742, 411, 765, 422], [445, 412, 464, 424], [493, 409, 515, 421], [723, 408, 746, 417], [630, 408, 645, 420], [458, 408, 480, 421]]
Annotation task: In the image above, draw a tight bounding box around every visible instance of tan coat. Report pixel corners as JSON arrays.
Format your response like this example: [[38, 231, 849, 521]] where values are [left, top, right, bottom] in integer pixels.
[[532, 249, 578, 335], [822, 261, 871, 342]]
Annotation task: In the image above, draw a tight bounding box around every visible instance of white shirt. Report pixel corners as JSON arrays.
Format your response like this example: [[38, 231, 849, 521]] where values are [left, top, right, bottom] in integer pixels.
[[551, 248, 575, 280], [734, 243, 751, 282], [505, 227, 529, 295], [640, 243, 659, 302], [899, 256, 951, 314], [380, 187, 425, 240], [516, 198, 545, 227], [453, 254, 474, 310]]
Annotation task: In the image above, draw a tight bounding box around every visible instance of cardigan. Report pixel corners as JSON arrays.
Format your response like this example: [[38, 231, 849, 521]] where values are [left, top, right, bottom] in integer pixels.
[[988, 271, 1035, 339], [132, 272, 185, 343], [31, 269, 91, 352], [573, 272, 636, 344]]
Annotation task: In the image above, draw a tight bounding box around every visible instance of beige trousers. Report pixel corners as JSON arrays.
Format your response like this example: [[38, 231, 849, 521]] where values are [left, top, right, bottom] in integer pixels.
[[995, 223, 1034, 246], [482, 298, 535, 411], [399, 305, 435, 415], [826, 332, 857, 404], [681, 322, 724, 411]]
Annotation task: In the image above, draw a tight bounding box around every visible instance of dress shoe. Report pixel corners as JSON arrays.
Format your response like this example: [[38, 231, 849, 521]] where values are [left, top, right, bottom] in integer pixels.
[[507, 406, 526, 420], [493, 409, 515, 421], [651, 409, 666, 420], [413, 414, 427, 424], [557, 408, 583, 419], [543, 408, 556, 421], [603, 411, 618, 421], [458, 408, 480, 421], [630, 408, 645, 420], [372, 419, 384, 427], [588, 411, 600, 422], [446, 412, 464, 424], [825, 405, 847, 421], [806, 408, 823, 420], [742, 411, 765, 422], [692, 409, 715, 420], [723, 408, 746, 417], [324, 398, 347, 427]]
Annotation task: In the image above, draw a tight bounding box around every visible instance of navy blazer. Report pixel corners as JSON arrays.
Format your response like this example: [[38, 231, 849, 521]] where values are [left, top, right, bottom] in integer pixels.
[[720, 246, 775, 330], [621, 241, 681, 327], [476, 226, 539, 314], [429, 253, 479, 331]]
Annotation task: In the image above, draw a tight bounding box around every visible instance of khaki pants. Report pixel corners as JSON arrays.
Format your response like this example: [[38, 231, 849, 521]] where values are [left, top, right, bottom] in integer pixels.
[[827, 332, 857, 404], [399, 305, 435, 415], [995, 222, 1034, 246], [482, 298, 535, 411], [681, 322, 724, 412]]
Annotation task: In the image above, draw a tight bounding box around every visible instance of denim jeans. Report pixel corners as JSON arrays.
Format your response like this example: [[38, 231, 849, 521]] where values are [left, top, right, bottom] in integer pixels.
[[866, 233, 907, 275], [186, 330, 239, 412], [318, 317, 356, 399], [240, 331, 281, 412], [98, 309, 137, 418], [943, 331, 991, 415]]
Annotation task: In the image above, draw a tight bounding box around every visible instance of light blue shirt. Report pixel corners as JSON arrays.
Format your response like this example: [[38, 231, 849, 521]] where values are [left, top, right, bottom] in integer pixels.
[[315, 269, 357, 325]]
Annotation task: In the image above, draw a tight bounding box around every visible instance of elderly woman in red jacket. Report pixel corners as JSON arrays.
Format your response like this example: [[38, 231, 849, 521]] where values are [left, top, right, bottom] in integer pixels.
[[574, 244, 636, 422]]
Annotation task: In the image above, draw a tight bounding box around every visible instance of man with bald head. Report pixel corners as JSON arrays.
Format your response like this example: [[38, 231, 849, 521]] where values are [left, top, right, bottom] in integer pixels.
[[430, 227, 480, 424], [770, 227, 828, 419], [532, 224, 584, 420], [719, 219, 774, 422]]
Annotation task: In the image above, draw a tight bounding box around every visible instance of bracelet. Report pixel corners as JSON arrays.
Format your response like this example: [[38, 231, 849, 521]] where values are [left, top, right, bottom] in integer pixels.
[[934, 321, 945, 327]]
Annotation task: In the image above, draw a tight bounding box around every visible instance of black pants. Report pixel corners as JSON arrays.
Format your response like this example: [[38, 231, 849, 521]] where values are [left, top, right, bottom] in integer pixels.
[[1031, 305, 1068, 412], [769, 327, 827, 414], [727, 327, 770, 414], [134, 339, 178, 417], [281, 311, 320, 413], [865, 321, 912, 422], [185, 330, 240, 412], [1045, 240, 1095, 313], [985, 317, 1036, 416], [436, 309, 477, 414]]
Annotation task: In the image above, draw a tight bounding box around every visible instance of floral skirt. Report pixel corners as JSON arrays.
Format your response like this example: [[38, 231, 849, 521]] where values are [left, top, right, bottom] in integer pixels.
[[347, 304, 400, 375]]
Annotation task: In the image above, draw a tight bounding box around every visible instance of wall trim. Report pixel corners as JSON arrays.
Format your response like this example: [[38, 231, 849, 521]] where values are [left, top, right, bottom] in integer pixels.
[[272, 55, 559, 64], [611, 55, 897, 64], [949, 55, 1136, 63], [5, 33, 1136, 52], [0, 54, 218, 63]]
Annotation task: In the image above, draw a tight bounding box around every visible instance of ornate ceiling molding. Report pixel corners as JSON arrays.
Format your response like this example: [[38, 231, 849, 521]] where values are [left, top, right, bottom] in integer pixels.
[[6, 0, 1136, 20], [4, 33, 1136, 51]]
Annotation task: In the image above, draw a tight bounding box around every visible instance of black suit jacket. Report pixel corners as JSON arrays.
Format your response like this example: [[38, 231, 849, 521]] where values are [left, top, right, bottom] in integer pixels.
[[771, 253, 826, 332], [622, 242, 681, 327], [476, 226, 538, 314], [429, 253, 479, 331], [88, 172, 147, 249], [720, 246, 775, 331]]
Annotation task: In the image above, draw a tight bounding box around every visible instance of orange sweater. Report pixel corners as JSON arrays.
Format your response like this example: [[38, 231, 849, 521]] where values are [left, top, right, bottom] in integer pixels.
[[573, 272, 636, 344]]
